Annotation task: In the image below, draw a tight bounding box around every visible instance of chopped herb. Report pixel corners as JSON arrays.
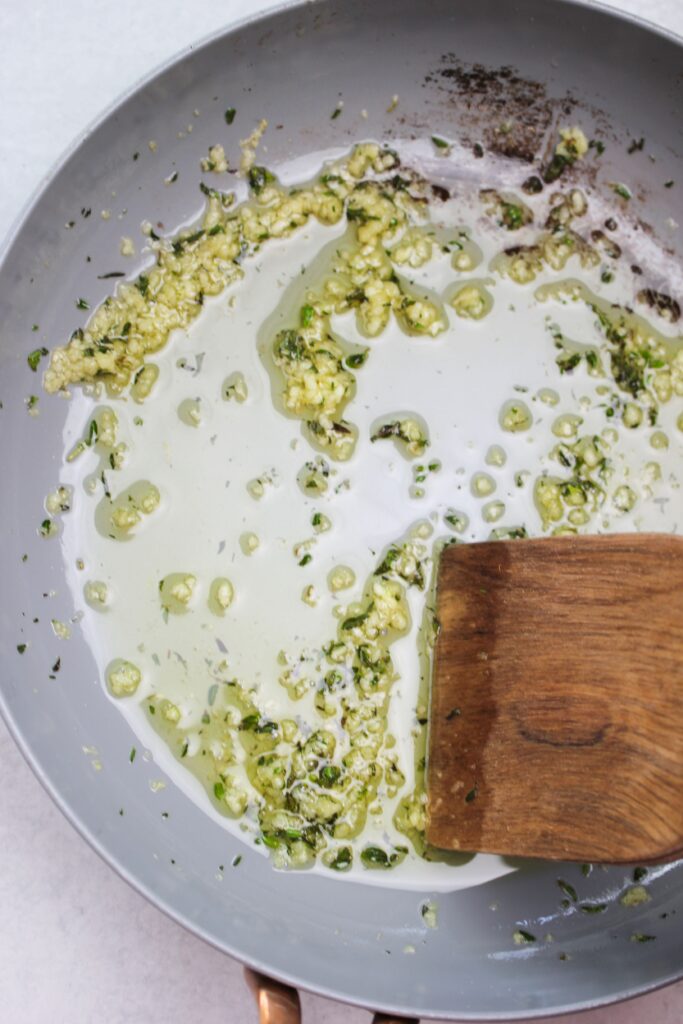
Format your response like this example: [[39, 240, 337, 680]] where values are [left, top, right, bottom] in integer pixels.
[[331, 106, 342, 120], [136, 275, 149, 297], [232, 854, 242, 867], [173, 229, 205, 254], [514, 929, 537, 944], [224, 107, 236, 125], [97, 271, 125, 279], [664, 180, 674, 188], [16, 644, 27, 654], [129, 747, 136, 763], [631, 933, 656, 943], [346, 206, 379, 224], [341, 604, 373, 631], [328, 846, 352, 871], [345, 350, 368, 369], [431, 135, 450, 150], [543, 153, 568, 184], [627, 137, 644, 154], [557, 879, 578, 902], [556, 351, 582, 374], [300, 304, 315, 327], [31, 324, 39, 332], [579, 902, 608, 914], [473, 142, 484, 158], [589, 139, 606, 155], [633, 866, 648, 883], [465, 786, 477, 803], [501, 203, 525, 230], [581, 863, 593, 877], [239, 714, 278, 734], [76, 298, 89, 310], [275, 329, 307, 362], [27, 347, 49, 372], [611, 183, 632, 200], [248, 165, 275, 194], [214, 781, 226, 800], [298, 553, 313, 567], [361, 846, 389, 867], [319, 764, 341, 787], [446, 707, 461, 720]]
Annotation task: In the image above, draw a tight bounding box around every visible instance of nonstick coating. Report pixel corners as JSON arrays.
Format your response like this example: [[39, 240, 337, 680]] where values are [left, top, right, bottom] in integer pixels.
[[0, 0, 681, 1018]]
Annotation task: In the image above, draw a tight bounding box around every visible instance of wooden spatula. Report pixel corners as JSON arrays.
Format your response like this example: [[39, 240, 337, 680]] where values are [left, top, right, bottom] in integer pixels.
[[426, 534, 683, 864]]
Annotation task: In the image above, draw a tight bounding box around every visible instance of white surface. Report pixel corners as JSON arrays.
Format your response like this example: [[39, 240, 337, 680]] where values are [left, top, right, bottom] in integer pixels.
[[1, 1, 683, 1022]]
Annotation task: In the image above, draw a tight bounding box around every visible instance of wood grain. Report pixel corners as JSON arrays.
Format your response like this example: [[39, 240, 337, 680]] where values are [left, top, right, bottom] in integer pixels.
[[426, 534, 683, 863]]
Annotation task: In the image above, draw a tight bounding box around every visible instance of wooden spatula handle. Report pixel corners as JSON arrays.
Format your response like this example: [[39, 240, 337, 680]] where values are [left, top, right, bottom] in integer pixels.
[[427, 534, 683, 863]]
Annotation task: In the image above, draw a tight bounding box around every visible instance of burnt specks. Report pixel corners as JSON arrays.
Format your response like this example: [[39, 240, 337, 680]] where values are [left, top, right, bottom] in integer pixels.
[[637, 288, 681, 323], [522, 175, 544, 195], [428, 59, 561, 163], [431, 183, 450, 202]]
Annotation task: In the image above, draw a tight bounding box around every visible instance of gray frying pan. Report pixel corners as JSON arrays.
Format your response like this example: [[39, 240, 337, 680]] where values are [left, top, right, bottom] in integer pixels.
[[1, 0, 681, 1019]]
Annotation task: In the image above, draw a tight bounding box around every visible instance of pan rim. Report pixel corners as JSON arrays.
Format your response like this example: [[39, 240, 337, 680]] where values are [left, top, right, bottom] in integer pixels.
[[1, 0, 682, 1018]]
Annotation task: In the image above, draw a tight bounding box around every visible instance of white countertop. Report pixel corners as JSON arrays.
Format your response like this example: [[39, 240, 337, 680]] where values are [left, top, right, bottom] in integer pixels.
[[1, 2, 682, 1021]]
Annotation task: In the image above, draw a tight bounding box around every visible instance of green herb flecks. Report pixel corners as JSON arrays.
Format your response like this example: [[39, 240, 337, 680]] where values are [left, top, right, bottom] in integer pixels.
[[239, 714, 278, 735], [611, 182, 632, 201], [543, 154, 568, 184], [327, 846, 352, 871], [300, 304, 315, 327], [513, 929, 537, 944], [557, 879, 578, 903], [27, 347, 49, 372], [501, 203, 525, 230], [360, 844, 407, 869], [579, 902, 608, 914], [345, 350, 368, 369], [248, 165, 276, 194], [341, 604, 374, 631]]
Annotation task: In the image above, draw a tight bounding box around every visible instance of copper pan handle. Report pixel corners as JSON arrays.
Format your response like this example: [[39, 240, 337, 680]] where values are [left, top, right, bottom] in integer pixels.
[[244, 968, 419, 1023], [244, 969, 301, 1023]]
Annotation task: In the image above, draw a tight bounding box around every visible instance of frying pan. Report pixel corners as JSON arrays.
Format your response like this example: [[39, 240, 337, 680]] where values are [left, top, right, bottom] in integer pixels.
[[1, 0, 682, 1019]]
